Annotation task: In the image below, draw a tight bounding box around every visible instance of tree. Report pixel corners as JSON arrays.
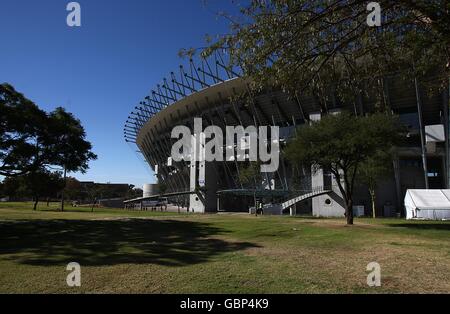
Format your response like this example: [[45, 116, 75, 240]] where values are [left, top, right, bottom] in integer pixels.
[[126, 185, 143, 199], [158, 183, 168, 195], [132, 188, 143, 198], [238, 161, 265, 188], [238, 162, 265, 216], [285, 112, 403, 224], [2, 176, 21, 200], [1, 84, 96, 211], [2, 170, 64, 210], [0, 83, 48, 177], [64, 177, 83, 201], [203, 0, 449, 104], [45, 107, 97, 211], [27, 171, 65, 210], [358, 151, 393, 218]]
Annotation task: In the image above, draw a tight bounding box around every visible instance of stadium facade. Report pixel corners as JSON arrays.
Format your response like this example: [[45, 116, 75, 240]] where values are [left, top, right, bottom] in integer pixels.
[[124, 54, 449, 217]]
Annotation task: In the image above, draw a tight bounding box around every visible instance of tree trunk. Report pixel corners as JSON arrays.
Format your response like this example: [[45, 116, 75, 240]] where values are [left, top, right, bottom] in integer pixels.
[[33, 197, 39, 211], [370, 190, 376, 218], [345, 198, 354, 225], [254, 194, 258, 217], [46, 197, 50, 207], [334, 170, 354, 225], [60, 167, 67, 212]]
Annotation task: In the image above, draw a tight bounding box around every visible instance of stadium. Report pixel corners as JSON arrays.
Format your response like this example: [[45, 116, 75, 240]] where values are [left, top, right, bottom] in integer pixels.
[[124, 53, 449, 217]]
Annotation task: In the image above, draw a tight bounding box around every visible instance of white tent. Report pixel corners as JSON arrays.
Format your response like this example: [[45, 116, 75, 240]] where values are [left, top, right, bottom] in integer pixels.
[[404, 189, 450, 220]]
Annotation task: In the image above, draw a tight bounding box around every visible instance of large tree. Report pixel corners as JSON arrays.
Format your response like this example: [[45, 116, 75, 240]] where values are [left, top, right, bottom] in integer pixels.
[[1, 84, 97, 211], [203, 0, 449, 102], [44, 107, 97, 211], [0, 83, 48, 176], [285, 112, 404, 224]]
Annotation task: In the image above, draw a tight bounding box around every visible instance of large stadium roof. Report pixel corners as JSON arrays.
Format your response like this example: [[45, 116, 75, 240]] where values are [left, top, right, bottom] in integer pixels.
[[124, 52, 241, 145]]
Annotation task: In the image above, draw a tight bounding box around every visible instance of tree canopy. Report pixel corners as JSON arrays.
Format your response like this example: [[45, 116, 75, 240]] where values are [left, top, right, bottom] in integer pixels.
[[1, 83, 97, 178], [203, 0, 449, 102], [0, 83, 48, 176], [44, 107, 97, 174], [285, 112, 404, 224]]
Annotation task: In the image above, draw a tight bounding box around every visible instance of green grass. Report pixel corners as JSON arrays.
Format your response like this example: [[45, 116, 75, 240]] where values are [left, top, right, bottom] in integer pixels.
[[0, 202, 449, 293], [0, 202, 187, 220]]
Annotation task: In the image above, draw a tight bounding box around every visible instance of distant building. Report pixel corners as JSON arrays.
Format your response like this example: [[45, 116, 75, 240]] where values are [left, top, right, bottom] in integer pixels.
[[79, 181, 131, 199]]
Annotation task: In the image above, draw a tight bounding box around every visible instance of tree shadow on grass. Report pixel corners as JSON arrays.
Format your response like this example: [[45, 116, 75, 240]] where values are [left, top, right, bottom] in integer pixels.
[[0, 219, 259, 266], [387, 223, 450, 231]]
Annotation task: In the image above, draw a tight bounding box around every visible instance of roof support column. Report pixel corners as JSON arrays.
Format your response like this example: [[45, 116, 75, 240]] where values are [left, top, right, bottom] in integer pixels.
[[414, 77, 429, 189]]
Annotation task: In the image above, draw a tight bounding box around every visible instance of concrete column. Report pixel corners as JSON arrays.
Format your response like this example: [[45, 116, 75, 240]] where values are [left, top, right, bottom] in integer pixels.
[[289, 206, 296, 216], [414, 77, 429, 189], [189, 118, 206, 213]]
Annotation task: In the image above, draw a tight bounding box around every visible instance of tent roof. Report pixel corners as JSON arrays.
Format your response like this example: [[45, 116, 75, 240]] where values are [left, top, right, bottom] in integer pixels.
[[406, 189, 450, 210]]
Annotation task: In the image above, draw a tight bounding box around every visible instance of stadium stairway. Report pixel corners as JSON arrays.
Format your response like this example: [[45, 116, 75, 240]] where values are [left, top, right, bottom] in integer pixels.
[[281, 187, 332, 211]]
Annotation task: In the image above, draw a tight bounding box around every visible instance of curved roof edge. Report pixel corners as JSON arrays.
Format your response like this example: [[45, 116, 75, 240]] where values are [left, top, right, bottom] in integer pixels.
[[136, 77, 247, 146], [124, 52, 241, 145]]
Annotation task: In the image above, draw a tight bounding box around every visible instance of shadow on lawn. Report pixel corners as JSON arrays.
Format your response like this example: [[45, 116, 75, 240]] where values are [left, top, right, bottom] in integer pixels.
[[387, 223, 450, 231], [0, 219, 259, 266]]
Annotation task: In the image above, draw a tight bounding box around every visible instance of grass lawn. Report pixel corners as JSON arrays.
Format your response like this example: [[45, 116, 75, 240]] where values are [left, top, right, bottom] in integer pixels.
[[0, 202, 449, 293]]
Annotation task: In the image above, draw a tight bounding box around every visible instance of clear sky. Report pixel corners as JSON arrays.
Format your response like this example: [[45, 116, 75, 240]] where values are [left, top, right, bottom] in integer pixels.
[[0, 0, 238, 188]]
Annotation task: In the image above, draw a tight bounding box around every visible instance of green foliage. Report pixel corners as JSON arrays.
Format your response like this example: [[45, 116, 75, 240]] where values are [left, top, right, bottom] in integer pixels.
[[64, 180, 139, 202], [158, 183, 168, 195], [358, 150, 393, 191], [127, 187, 143, 199], [2, 170, 65, 209], [2, 176, 22, 198], [238, 162, 264, 188], [204, 0, 449, 100], [1, 84, 97, 177], [358, 150, 393, 218], [0, 83, 48, 176], [64, 177, 83, 200], [285, 112, 404, 223], [44, 107, 97, 173], [286, 112, 403, 173]]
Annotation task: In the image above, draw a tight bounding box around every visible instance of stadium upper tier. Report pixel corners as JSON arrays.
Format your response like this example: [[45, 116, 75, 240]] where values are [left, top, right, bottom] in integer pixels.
[[124, 54, 445, 199]]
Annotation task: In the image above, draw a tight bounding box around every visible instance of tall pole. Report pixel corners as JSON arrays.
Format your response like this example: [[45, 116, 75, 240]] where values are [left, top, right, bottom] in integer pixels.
[[61, 166, 67, 212], [414, 77, 429, 189], [447, 78, 450, 188]]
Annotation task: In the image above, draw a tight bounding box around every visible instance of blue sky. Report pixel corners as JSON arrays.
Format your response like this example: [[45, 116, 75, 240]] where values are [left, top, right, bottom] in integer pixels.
[[0, 0, 238, 188]]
